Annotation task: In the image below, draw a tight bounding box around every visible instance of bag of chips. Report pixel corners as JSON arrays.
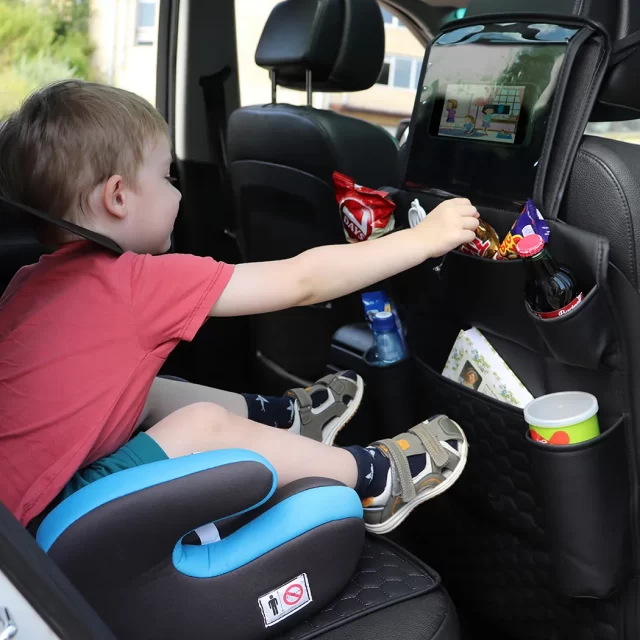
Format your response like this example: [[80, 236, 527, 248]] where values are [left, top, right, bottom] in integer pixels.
[[333, 171, 396, 243]]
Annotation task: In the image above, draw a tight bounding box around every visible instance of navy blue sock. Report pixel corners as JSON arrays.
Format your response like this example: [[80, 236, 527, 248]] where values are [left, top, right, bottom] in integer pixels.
[[242, 385, 335, 429], [345, 446, 427, 499], [242, 394, 297, 428]]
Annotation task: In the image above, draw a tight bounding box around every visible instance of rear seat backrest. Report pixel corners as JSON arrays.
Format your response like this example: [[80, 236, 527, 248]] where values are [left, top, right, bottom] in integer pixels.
[[227, 0, 399, 388]]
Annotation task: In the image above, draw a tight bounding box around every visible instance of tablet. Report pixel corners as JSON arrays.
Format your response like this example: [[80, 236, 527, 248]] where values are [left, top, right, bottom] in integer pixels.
[[403, 23, 579, 207]]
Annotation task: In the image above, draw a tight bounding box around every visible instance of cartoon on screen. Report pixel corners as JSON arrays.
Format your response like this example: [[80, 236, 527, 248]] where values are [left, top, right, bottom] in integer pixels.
[[438, 84, 525, 144]]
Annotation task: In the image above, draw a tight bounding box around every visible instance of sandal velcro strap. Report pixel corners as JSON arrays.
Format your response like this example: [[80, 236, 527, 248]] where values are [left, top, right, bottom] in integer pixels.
[[318, 374, 347, 396], [409, 424, 449, 469], [376, 438, 417, 503], [287, 388, 313, 426]]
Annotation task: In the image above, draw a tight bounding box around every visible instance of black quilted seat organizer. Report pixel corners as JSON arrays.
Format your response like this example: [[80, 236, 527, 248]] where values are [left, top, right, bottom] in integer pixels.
[[378, 1, 640, 639], [277, 536, 457, 640]]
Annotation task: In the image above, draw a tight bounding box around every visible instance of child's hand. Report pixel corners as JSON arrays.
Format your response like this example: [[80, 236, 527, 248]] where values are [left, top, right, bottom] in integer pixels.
[[413, 198, 480, 258]]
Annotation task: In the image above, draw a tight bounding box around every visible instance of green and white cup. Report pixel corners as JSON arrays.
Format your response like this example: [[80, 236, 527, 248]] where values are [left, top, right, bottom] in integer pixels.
[[524, 392, 600, 446]]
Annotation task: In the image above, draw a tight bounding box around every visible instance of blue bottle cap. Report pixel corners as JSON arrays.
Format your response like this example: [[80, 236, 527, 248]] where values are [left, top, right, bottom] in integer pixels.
[[372, 311, 396, 332]]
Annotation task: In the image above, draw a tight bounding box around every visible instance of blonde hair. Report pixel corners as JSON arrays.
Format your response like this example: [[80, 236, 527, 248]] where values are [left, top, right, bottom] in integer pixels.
[[0, 80, 169, 237]]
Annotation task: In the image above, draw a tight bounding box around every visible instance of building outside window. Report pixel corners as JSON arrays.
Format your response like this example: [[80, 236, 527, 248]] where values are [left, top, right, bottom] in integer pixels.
[[136, 0, 157, 45], [377, 56, 421, 90], [381, 8, 403, 28]]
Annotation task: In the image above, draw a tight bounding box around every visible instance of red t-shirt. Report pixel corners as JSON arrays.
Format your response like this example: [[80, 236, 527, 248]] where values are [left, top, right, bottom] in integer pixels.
[[0, 241, 234, 526]]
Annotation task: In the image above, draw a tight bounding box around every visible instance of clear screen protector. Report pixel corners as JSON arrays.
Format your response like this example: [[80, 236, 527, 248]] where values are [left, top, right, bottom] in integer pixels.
[[403, 23, 579, 207]]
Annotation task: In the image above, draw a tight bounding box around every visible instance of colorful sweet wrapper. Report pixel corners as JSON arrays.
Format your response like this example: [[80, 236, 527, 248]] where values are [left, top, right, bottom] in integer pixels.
[[498, 199, 551, 260], [459, 218, 501, 260]]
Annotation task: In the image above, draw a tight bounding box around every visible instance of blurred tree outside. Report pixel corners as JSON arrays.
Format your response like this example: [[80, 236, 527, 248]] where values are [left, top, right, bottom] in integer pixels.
[[0, 0, 94, 119]]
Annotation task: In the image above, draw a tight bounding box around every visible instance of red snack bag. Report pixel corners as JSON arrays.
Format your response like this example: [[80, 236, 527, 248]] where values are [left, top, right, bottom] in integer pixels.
[[333, 171, 396, 243]]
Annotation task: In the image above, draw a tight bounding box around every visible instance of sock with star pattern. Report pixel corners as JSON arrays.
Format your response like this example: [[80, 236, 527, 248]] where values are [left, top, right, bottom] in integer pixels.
[[241, 393, 299, 428]]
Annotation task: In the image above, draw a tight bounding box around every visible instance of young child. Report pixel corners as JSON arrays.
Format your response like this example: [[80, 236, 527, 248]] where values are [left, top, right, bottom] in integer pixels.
[[482, 105, 495, 136], [0, 81, 480, 536]]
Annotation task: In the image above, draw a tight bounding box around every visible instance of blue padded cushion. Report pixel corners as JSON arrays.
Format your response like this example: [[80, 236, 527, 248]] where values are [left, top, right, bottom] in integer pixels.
[[37, 449, 277, 552], [173, 485, 363, 578]]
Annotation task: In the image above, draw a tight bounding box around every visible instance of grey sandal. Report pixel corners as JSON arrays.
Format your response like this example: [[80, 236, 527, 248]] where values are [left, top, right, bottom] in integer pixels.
[[286, 370, 364, 445], [363, 415, 469, 535]]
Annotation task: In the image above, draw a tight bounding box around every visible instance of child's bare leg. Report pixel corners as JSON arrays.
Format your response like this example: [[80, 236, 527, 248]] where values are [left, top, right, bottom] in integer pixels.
[[145, 402, 358, 488], [144, 402, 468, 534], [140, 371, 363, 446], [143, 377, 248, 425]]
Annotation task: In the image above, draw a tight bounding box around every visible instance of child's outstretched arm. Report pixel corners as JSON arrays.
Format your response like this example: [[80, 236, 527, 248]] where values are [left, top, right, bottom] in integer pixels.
[[210, 198, 479, 317]]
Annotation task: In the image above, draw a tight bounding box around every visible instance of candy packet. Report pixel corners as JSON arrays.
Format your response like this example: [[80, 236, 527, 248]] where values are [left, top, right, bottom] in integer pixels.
[[459, 218, 501, 260], [498, 199, 550, 260], [333, 171, 396, 243]]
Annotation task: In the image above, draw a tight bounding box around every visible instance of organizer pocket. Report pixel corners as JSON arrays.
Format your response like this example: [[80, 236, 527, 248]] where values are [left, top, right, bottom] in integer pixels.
[[526, 285, 617, 370], [429, 250, 540, 354], [415, 359, 544, 538], [525, 415, 631, 598]]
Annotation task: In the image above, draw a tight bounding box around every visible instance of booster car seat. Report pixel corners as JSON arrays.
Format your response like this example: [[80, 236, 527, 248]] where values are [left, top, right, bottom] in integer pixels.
[[29, 447, 460, 640]]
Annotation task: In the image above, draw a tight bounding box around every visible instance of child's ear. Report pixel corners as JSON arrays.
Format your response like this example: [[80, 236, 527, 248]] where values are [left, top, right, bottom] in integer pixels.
[[102, 175, 127, 220]]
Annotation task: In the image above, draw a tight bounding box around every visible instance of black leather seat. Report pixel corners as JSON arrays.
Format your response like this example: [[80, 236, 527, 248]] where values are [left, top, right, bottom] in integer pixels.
[[378, 1, 640, 639], [0, 210, 43, 294], [227, 0, 399, 389]]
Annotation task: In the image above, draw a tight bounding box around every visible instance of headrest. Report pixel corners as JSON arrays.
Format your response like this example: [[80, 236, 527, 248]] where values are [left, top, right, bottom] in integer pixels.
[[255, 0, 385, 93], [466, 0, 640, 121]]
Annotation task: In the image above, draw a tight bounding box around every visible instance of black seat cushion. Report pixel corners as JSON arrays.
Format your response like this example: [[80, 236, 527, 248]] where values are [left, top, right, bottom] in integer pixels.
[[278, 536, 460, 640]]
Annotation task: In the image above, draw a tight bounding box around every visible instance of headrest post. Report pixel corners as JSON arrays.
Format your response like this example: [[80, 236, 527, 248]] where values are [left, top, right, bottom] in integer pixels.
[[306, 69, 313, 106], [270, 70, 277, 104]]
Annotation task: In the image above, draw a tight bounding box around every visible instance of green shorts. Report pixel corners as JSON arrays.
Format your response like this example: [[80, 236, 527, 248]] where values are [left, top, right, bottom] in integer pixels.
[[60, 432, 169, 500]]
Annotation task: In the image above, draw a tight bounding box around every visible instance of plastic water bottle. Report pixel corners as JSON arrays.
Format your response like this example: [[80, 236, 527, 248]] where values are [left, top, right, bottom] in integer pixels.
[[371, 311, 407, 364]]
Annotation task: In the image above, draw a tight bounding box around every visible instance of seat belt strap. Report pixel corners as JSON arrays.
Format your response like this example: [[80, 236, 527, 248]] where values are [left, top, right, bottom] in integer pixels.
[[0, 195, 123, 254], [610, 29, 640, 66]]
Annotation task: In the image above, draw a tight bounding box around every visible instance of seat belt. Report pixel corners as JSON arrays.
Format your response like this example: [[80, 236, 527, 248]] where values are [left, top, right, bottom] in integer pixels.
[[610, 28, 640, 66], [199, 66, 237, 237], [0, 195, 123, 254]]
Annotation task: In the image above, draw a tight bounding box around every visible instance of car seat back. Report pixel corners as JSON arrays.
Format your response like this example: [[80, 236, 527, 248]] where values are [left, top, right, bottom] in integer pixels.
[[227, 0, 399, 387], [385, 2, 640, 639]]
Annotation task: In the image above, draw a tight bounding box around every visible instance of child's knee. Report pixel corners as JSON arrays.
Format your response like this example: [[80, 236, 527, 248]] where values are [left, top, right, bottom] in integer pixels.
[[186, 401, 232, 428]]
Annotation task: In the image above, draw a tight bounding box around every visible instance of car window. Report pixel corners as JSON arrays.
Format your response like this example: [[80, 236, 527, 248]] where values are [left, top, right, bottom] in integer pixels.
[[0, 0, 160, 120], [586, 120, 640, 144], [234, 1, 426, 137]]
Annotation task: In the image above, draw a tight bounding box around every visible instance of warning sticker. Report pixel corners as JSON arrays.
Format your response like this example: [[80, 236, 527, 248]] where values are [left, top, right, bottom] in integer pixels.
[[258, 573, 312, 627]]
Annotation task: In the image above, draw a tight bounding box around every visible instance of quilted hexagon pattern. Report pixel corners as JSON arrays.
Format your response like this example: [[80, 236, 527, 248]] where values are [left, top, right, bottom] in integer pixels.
[[277, 536, 441, 640], [406, 361, 621, 640]]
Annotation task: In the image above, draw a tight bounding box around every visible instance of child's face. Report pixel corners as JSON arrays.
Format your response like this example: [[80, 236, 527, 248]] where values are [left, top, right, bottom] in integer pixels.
[[122, 136, 181, 254]]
